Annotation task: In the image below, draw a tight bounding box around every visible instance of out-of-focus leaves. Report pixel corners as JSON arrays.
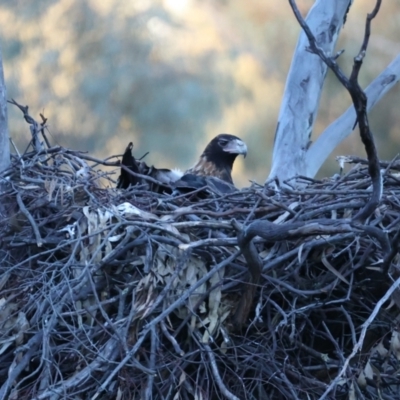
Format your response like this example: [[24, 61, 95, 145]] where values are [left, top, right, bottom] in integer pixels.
[[2, 0, 400, 186]]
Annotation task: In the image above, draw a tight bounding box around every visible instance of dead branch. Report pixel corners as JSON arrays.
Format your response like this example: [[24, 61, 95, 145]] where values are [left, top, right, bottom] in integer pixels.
[[288, 0, 382, 223], [1, 141, 400, 398]]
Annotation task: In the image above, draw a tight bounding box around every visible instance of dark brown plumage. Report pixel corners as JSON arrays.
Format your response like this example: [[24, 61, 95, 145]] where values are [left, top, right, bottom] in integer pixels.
[[117, 143, 140, 189], [117, 143, 181, 191], [117, 134, 247, 195], [184, 134, 247, 185]]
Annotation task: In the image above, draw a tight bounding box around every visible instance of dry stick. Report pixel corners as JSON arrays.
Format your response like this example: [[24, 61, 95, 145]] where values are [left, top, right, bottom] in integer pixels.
[[8, 99, 49, 151], [320, 274, 400, 400], [340, 305, 357, 348], [144, 325, 157, 400], [234, 217, 389, 325], [86, 268, 127, 347], [0, 332, 43, 400], [16, 192, 43, 247], [195, 331, 240, 400], [288, 0, 382, 224], [38, 328, 52, 395], [288, 2, 384, 397], [161, 321, 184, 356], [381, 227, 400, 274], [344, 155, 400, 171], [232, 219, 263, 327], [181, 237, 237, 249], [33, 336, 120, 400], [91, 251, 240, 398]]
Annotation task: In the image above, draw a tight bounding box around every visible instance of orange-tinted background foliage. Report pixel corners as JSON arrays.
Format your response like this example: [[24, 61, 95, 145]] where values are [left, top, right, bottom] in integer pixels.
[[1, 0, 399, 186]]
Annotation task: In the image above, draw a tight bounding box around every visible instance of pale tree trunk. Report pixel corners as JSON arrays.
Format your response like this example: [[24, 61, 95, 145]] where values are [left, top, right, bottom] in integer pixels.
[[269, 0, 400, 183], [306, 54, 400, 177], [269, 0, 352, 183], [0, 44, 9, 174]]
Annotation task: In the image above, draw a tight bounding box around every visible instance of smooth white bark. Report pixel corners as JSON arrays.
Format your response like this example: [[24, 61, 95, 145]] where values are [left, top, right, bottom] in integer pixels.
[[306, 53, 400, 177], [269, 0, 352, 182], [0, 44, 9, 173]]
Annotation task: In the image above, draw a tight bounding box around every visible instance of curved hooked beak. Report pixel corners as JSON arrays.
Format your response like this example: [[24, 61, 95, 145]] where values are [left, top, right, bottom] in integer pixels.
[[223, 139, 247, 158]]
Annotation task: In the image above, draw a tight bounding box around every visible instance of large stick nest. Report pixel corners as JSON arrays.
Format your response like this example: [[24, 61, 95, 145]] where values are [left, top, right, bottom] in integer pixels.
[[1, 146, 400, 400]]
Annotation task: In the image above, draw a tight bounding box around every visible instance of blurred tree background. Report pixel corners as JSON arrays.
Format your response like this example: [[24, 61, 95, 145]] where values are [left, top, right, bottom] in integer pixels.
[[0, 0, 399, 187]]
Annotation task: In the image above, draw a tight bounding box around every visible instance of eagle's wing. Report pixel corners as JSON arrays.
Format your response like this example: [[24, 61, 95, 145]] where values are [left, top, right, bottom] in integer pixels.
[[117, 143, 182, 191], [117, 143, 140, 189], [172, 173, 237, 195]]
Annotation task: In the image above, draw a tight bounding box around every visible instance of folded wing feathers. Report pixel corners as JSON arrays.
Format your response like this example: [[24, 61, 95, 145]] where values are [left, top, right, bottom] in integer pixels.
[[118, 146, 183, 190], [118, 134, 245, 194], [153, 168, 183, 184]]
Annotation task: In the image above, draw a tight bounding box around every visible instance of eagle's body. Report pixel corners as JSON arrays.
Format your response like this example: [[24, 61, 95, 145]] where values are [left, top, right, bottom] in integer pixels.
[[117, 134, 247, 194]]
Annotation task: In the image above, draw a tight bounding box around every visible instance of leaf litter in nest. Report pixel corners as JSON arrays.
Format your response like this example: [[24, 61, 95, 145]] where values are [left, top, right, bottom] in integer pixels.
[[5, 143, 400, 398]]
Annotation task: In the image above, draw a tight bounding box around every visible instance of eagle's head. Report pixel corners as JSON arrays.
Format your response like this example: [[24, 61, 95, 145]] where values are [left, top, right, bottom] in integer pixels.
[[203, 134, 247, 163], [186, 133, 247, 184]]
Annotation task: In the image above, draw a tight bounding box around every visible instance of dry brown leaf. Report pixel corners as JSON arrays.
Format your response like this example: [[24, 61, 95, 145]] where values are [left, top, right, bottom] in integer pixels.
[[390, 330, 400, 360], [9, 388, 19, 400], [364, 361, 374, 380], [44, 179, 56, 201], [75, 300, 84, 329], [297, 243, 305, 265], [108, 233, 124, 242], [202, 266, 224, 342], [104, 238, 112, 257], [15, 312, 29, 346], [348, 382, 356, 400], [374, 340, 389, 357], [82, 298, 97, 326], [97, 209, 113, 227], [0, 297, 6, 312], [0, 273, 9, 293], [343, 208, 353, 218], [0, 336, 17, 355], [385, 299, 396, 310], [173, 372, 187, 400], [135, 275, 156, 318], [321, 250, 349, 285], [194, 391, 204, 400], [0, 299, 19, 327], [273, 201, 299, 224]]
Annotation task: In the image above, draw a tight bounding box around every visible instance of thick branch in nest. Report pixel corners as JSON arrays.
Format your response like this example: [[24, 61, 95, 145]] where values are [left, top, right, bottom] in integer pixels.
[[2, 143, 400, 398]]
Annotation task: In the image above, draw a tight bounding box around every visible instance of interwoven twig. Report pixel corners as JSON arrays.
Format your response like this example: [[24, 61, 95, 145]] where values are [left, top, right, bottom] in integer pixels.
[[0, 147, 400, 399]]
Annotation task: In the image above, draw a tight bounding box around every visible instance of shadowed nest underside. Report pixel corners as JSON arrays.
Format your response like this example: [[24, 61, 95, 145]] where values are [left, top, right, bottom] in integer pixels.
[[1, 147, 400, 399]]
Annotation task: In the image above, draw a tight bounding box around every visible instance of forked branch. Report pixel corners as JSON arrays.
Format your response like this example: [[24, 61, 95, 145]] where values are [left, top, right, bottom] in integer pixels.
[[288, 0, 382, 223]]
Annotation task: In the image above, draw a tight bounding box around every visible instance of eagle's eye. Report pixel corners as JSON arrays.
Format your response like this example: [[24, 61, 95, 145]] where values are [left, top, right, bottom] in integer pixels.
[[218, 139, 228, 147]]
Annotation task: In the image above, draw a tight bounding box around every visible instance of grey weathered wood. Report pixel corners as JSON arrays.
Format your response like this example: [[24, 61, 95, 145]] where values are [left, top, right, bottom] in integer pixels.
[[0, 44, 9, 174], [268, 0, 351, 182], [306, 53, 400, 178]]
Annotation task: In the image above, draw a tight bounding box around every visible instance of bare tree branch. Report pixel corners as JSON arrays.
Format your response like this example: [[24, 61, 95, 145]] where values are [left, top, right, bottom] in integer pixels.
[[319, 274, 400, 400], [269, 0, 352, 182], [288, 0, 382, 222], [8, 99, 49, 152], [307, 53, 400, 177]]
